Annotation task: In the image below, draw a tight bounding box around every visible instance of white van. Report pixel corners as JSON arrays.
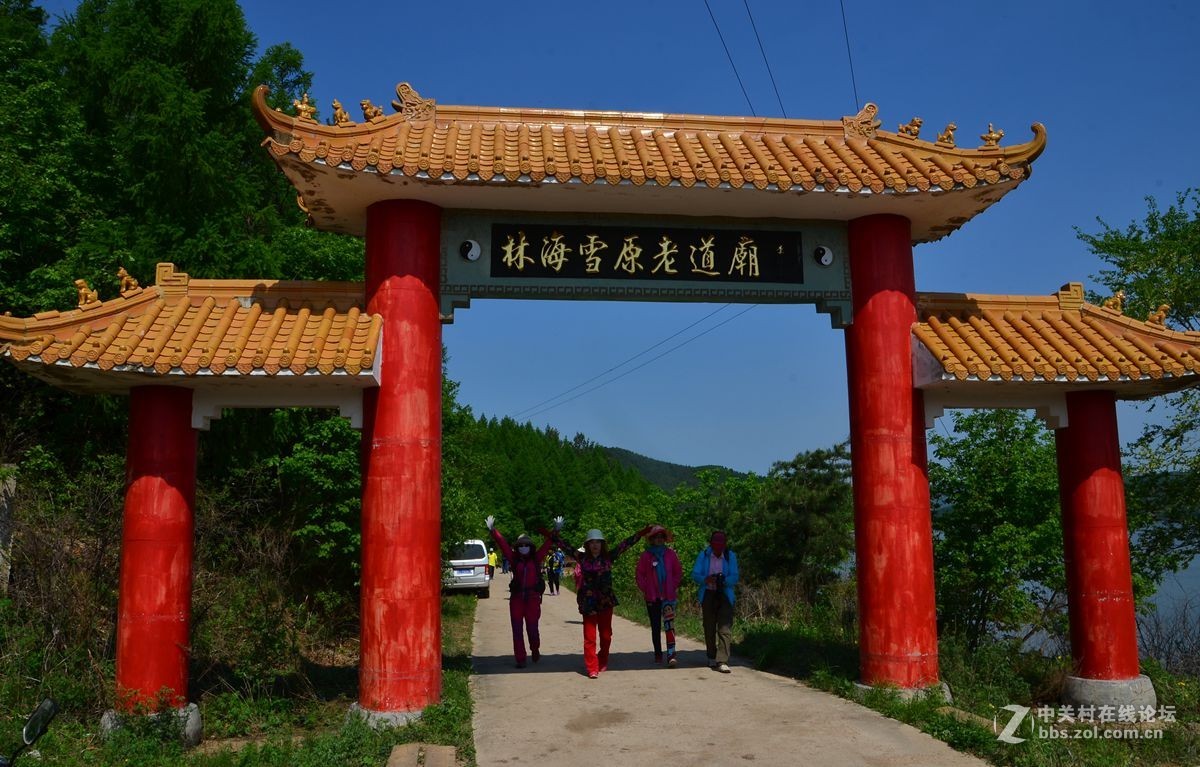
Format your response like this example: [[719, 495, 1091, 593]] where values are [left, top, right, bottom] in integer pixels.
[[443, 539, 491, 598]]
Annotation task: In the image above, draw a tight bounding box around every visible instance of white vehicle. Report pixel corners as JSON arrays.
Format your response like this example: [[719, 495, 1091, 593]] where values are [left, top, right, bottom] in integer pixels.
[[443, 539, 490, 598]]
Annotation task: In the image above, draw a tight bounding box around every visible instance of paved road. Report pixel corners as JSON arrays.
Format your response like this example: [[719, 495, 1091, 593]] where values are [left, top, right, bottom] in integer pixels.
[[470, 580, 987, 766]]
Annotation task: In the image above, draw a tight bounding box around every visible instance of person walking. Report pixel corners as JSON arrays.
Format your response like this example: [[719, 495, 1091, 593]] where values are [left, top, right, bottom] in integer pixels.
[[691, 530, 739, 673], [486, 515, 555, 668], [551, 519, 651, 678], [635, 524, 683, 667], [487, 548, 497, 579], [545, 548, 565, 595]]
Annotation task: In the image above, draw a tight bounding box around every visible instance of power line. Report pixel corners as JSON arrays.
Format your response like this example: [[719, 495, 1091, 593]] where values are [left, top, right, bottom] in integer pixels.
[[522, 305, 758, 421], [839, 0, 861, 110], [512, 304, 733, 418], [704, 0, 757, 116], [511, 3, 789, 421], [742, 0, 787, 118]]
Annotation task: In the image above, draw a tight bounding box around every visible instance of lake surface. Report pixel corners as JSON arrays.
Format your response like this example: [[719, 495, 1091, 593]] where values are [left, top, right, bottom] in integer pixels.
[[1150, 555, 1199, 619]]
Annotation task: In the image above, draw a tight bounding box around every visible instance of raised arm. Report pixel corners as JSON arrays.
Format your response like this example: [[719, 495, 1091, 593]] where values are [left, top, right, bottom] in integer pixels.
[[547, 516, 574, 554], [610, 525, 652, 561], [535, 528, 556, 560], [486, 516, 514, 561]]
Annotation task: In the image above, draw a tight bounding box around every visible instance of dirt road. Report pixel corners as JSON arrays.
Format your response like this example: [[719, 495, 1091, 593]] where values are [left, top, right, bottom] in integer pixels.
[[470, 580, 987, 766]]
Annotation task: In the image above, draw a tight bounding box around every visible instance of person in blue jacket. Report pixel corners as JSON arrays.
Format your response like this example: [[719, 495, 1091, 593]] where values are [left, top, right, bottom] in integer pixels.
[[691, 530, 739, 673]]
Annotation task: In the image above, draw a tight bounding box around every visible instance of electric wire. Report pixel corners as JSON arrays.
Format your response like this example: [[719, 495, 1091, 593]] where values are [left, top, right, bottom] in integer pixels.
[[512, 2, 796, 421], [839, 0, 861, 110], [511, 303, 733, 418], [742, 0, 788, 118], [521, 305, 758, 421], [704, 0, 757, 116]]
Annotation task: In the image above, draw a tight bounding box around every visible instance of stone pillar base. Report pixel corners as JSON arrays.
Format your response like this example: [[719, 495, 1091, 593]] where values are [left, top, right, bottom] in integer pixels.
[[100, 702, 202, 747], [347, 702, 422, 729], [1063, 674, 1156, 709], [854, 680, 952, 703]]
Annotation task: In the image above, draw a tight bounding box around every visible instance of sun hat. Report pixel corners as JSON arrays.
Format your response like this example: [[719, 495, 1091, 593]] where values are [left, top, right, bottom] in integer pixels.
[[646, 524, 673, 542], [584, 529, 605, 543], [515, 534, 535, 547]]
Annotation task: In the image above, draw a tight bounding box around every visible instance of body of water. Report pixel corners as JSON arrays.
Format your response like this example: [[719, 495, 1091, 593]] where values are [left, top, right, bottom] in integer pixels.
[[1150, 555, 1199, 619]]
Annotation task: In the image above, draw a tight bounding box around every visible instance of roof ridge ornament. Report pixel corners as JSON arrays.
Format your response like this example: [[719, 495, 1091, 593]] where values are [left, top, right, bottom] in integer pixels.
[[979, 123, 1004, 149], [74, 279, 99, 309], [842, 102, 880, 139], [1147, 304, 1169, 326], [1056, 282, 1084, 311], [936, 123, 957, 148], [360, 99, 385, 122], [155, 262, 189, 298], [292, 93, 317, 122], [117, 267, 140, 294], [897, 117, 923, 139], [1101, 290, 1126, 314], [392, 82, 436, 123], [330, 99, 353, 126]]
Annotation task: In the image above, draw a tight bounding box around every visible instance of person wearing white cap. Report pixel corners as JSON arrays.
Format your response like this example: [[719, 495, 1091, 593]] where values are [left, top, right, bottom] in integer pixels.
[[551, 519, 652, 678]]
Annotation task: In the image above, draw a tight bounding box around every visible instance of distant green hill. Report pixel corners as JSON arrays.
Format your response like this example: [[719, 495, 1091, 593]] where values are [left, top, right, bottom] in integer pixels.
[[602, 446, 744, 490]]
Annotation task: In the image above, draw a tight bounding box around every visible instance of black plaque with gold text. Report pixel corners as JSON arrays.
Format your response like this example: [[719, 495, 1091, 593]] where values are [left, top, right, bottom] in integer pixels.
[[490, 224, 803, 284]]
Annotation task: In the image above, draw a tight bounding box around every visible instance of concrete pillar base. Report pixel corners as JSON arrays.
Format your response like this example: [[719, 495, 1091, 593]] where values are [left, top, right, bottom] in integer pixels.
[[100, 702, 202, 747], [854, 680, 952, 703], [1062, 674, 1156, 709], [347, 702, 422, 729]]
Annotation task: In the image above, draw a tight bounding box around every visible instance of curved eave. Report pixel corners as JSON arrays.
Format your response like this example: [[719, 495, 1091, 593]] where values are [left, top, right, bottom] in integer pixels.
[[912, 284, 1200, 403], [0, 265, 382, 395], [252, 86, 1046, 244]]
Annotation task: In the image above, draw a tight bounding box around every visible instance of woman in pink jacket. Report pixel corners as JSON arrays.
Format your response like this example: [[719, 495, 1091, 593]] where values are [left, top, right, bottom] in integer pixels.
[[634, 524, 683, 667]]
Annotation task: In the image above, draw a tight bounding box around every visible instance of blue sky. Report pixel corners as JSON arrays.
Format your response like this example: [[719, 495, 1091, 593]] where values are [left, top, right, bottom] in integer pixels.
[[42, 1, 1200, 473]]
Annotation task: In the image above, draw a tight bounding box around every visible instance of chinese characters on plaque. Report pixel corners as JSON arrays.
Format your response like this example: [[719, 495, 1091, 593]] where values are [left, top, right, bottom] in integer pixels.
[[491, 224, 805, 284]]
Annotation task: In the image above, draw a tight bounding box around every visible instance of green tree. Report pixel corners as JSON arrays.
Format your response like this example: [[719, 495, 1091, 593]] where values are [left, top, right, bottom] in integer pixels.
[[929, 410, 1064, 650], [0, 0, 95, 313], [1079, 190, 1200, 579], [733, 445, 854, 601], [1080, 190, 1200, 330]]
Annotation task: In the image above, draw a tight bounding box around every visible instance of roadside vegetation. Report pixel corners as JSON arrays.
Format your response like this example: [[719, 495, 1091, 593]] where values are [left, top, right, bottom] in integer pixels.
[[0, 2, 1197, 767]]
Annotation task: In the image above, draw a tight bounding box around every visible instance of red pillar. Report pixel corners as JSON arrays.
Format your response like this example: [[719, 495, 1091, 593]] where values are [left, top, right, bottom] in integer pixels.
[[844, 214, 940, 688], [359, 199, 443, 713], [116, 385, 196, 708], [1055, 390, 1140, 680]]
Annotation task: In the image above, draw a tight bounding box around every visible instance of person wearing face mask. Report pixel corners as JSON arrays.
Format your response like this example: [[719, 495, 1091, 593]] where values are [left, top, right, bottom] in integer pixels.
[[691, 530, 739, 673], [485, 515, 559, 668], [635, 524, 683, 667], [551, 520, 653, 678]]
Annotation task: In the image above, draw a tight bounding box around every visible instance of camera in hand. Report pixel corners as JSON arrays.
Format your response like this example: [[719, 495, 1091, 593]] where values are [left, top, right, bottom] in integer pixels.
[[714, 573, 726, 588]]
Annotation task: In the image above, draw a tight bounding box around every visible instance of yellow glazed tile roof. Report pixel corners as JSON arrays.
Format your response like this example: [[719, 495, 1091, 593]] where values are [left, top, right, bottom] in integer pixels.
[[0, 264, 381, 393], [915, 283, 1200, 390], [253, 84, 1047, 243]]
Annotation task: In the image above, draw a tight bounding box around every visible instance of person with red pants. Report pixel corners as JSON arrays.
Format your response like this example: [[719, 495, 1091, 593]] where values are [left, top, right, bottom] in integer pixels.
[[552, 519, 651, 679], [486, 515, 555, 668], [635, 524, 683, 667]]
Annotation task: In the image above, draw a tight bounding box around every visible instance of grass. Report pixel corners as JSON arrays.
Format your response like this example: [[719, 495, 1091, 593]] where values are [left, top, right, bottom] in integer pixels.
[[611, 583, 1200, 767], [10, 594, 478, 767]]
